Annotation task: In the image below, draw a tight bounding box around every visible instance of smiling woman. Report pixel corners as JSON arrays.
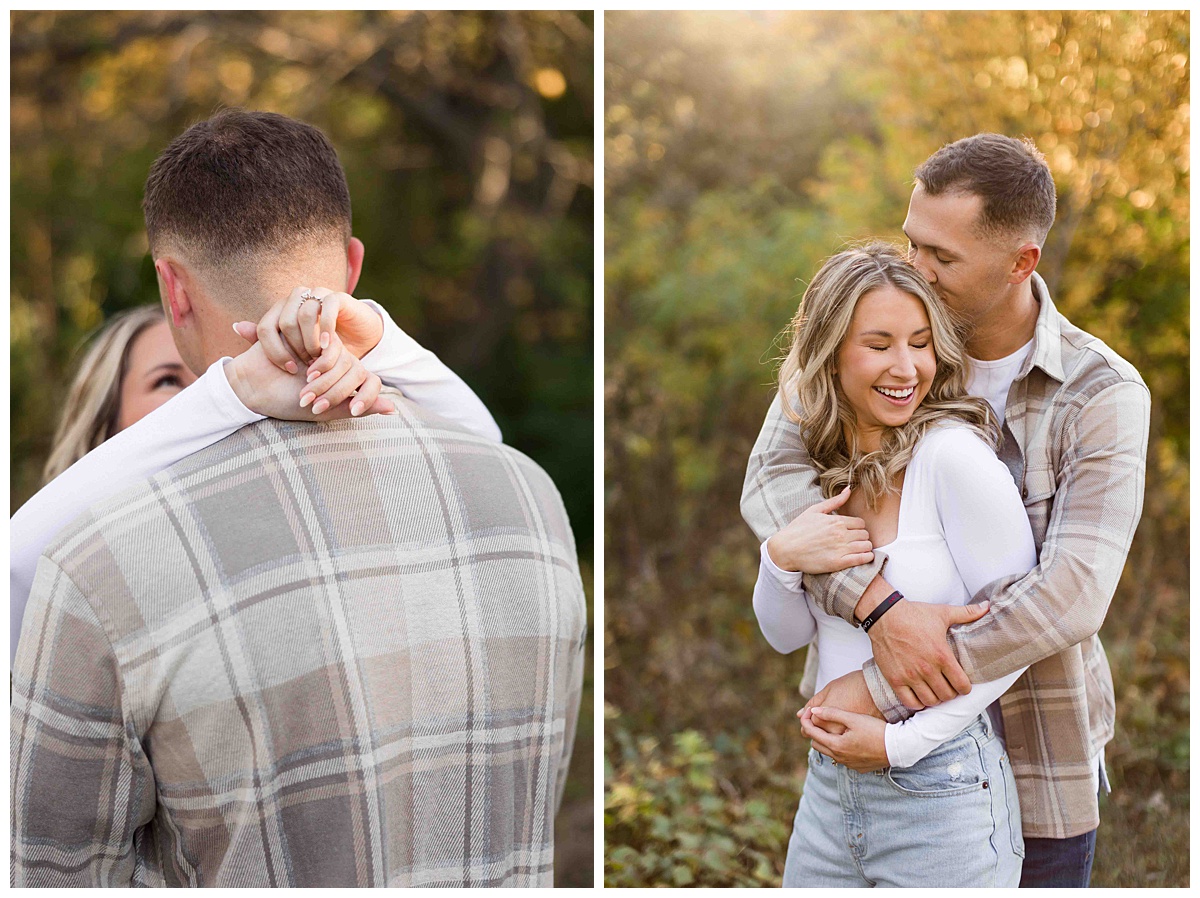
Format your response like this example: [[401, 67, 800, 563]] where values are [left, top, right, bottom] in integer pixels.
[[751, 241, 1035, 887], [833, 285, 935, 451], [776, 242, 991, 510]]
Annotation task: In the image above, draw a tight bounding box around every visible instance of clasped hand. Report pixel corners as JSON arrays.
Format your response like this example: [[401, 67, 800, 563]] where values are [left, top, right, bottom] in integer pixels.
[[798, 670, 889, 772], [226, 286, 395, 421]]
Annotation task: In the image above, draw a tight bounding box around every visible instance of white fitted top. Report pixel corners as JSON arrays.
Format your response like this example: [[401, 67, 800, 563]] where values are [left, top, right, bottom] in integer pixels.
[[753, 423, 1037, 767], [10, 301, 501, 664]]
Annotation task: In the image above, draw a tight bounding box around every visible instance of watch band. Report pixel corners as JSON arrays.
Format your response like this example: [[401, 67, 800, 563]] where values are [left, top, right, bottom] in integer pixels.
[[860, 590, 904, 633]]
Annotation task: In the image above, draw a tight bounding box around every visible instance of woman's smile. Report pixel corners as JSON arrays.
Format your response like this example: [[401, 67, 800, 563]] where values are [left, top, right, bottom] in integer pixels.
[[873, 385, 918, 405], [835, 285, 937, 448]]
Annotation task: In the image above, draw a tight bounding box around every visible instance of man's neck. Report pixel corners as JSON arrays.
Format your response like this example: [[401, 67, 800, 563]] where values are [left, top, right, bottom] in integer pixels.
[[965, 280, 1039, 361], [181, 304, 246, 373]]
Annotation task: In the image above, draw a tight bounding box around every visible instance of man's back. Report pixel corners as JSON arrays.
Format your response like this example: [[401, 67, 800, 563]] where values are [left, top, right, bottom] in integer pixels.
[[11, 403, 586, 887]]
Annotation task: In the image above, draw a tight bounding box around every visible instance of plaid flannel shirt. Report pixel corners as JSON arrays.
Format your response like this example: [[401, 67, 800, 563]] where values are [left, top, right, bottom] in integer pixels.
[[12, 404, 587, 886], [741, 275, 1149, 839]]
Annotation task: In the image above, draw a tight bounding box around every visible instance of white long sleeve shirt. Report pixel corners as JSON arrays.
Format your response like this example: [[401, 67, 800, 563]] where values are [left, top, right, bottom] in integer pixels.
[[752, 424, 1037, 768], [10, 300, 500, 664]]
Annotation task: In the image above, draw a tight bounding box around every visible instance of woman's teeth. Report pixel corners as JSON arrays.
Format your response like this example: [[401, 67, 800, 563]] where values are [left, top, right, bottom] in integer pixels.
[[875, 386, 915, 399]]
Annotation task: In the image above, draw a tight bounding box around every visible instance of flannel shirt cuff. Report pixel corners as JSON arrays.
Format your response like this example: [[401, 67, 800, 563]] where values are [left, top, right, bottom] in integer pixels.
[[803, 550, 888, 624], [863, 658, 913, 724]]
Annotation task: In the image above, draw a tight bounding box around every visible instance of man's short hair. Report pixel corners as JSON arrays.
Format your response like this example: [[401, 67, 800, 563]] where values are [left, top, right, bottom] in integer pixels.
[[914, 134, 1056, 245], [143, 108, 351, 265]]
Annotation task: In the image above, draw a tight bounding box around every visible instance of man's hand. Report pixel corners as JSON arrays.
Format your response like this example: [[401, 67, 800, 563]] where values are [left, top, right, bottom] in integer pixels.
[[800, 669, 885, 721], [765, 487, 874, 574], [867, 599, 989, 711], [233, 286, 384, 372], [225, 338, 394, 421], [800, 706, 888, 772]]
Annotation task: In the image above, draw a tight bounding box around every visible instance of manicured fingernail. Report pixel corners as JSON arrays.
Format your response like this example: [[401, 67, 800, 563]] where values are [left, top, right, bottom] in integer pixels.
[[320, 332, 330, 349], [285, 360, 297, 374], [300, 392, 315, 408], [350, 401, 365, 417], [307, 369, 320, 383], [311, 398, 329, 415]]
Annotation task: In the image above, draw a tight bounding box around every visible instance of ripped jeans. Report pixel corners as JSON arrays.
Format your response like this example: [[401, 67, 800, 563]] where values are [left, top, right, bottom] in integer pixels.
[[782, 714, 1023, 888]]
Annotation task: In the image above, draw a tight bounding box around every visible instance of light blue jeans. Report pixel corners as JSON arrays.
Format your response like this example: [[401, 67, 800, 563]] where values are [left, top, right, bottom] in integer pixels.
[[782, 715, 1023, 888]]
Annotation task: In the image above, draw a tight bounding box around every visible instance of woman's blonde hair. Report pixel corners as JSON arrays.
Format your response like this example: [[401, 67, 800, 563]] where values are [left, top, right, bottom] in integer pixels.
[[42, 305, 166, 484], [778, 241, 999, 509]]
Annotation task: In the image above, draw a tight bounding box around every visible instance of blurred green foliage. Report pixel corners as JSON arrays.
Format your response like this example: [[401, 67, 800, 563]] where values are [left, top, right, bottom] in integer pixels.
[[11, 10, 594, 562], [605, 10, 1188, 888], [10, 11, 594, 886], [605, 723, 791, 888]]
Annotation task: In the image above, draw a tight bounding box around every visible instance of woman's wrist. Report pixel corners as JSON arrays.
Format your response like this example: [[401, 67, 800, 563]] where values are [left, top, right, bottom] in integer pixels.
[[766, 534, 802, 573], [223, 353, 256, 411], [223, 346, 281, 417]]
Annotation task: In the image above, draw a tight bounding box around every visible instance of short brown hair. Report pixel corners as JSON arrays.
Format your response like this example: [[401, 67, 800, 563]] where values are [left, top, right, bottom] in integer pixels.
[[914, 134, 1056, 244], [143, 109, 351, 264]]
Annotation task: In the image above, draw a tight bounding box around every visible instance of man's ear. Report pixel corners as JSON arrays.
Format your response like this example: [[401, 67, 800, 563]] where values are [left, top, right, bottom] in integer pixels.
[[154, 258, 193, 328], [1009, 243, 1041, 285], [346, 237, 365, 294]]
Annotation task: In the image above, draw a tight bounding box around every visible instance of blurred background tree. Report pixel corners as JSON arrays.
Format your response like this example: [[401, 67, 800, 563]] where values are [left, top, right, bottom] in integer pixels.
[[10, 10, 593, 886], [604, 10, 1187, 887]]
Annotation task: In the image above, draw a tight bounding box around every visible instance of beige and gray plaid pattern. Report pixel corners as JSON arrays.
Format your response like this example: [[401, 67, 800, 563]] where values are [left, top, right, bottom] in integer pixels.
[[12, 403, 587, 887], [741, 275, 1149, 839]]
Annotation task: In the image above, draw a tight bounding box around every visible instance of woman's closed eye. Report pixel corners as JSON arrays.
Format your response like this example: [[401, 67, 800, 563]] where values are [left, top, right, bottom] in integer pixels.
[[153, 374, 184, 390]]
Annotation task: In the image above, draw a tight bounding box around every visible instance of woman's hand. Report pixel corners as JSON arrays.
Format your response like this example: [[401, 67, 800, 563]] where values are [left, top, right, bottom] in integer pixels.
[[233, 286, 385, 372], [299, 331, 387, 417], [799, 704, 889, 772], [765, 487, 874, 574], [226, 335, 395, 421]]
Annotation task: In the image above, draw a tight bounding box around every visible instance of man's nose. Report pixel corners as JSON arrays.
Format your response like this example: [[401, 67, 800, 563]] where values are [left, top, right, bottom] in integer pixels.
[[911, 251, 937, 284]]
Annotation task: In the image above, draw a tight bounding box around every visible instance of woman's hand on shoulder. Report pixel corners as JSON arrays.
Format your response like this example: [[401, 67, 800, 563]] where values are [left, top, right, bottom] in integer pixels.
[[233, 286, 384, 373], [766, 487, 874, 574]]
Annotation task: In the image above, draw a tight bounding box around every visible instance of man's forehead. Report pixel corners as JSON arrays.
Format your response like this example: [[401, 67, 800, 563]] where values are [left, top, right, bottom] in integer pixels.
[[904, 186, 983, 242]]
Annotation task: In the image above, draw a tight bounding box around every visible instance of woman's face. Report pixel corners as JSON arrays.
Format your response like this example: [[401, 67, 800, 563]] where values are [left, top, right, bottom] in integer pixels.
[[834, 285, 937, 450], [116, 321, 197, 431]]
